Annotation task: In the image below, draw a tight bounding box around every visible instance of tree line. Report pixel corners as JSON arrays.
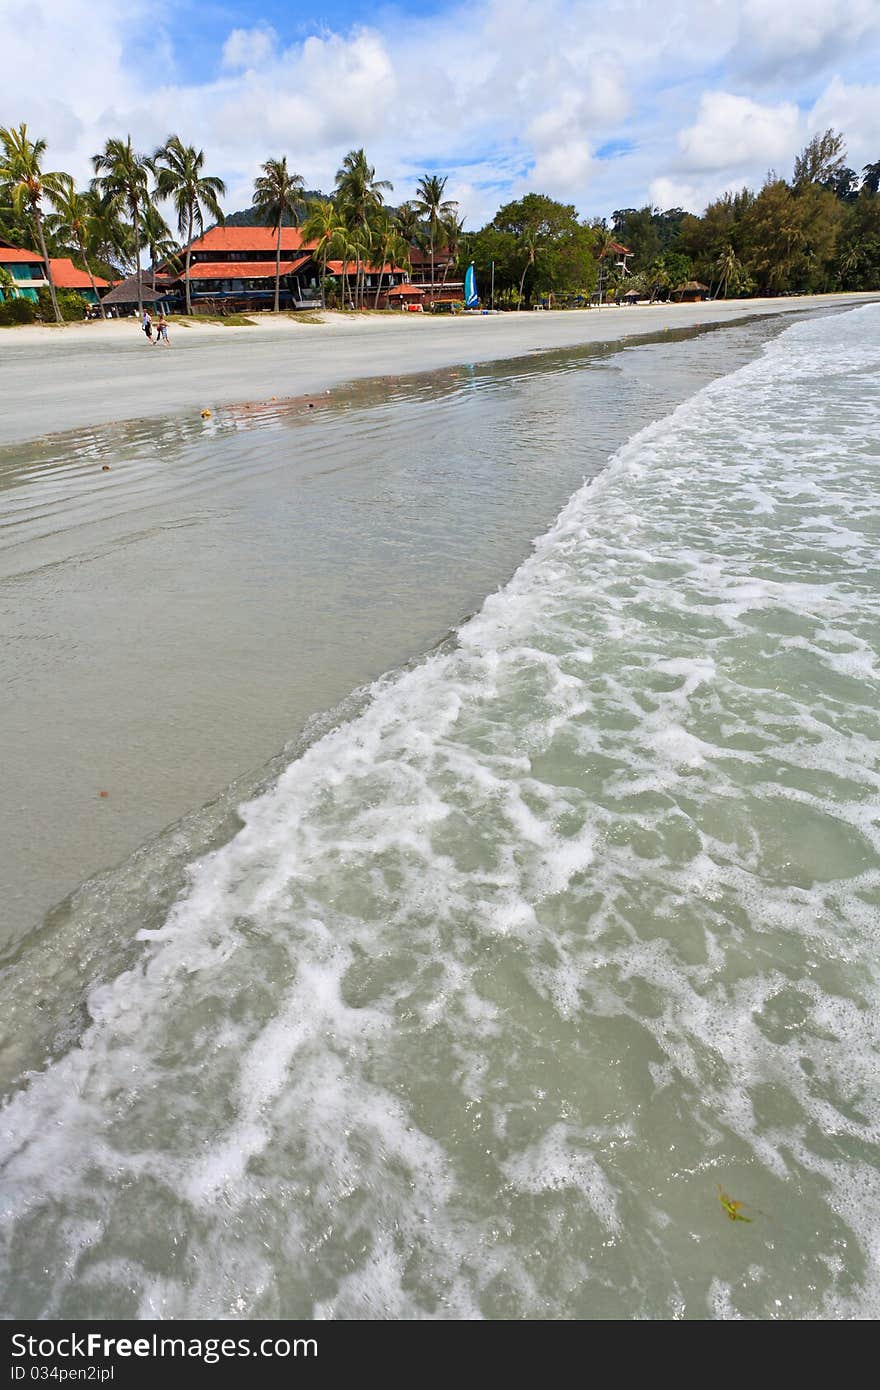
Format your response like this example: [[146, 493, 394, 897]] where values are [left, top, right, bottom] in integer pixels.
[[1, 122, 877, 324], [0, 124, 464, 320]]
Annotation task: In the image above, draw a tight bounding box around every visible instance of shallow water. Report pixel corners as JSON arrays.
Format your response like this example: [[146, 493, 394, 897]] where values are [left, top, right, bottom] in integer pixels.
[[1, 318, 778, 938], [1, 306, 879, 1319]]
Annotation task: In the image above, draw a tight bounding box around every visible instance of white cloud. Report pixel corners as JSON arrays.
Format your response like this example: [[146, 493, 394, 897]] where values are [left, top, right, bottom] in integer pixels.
[[734, 0, 880, 78], [1, 2, 879, 228], [809, 76, 880, 173], [677, 92, 802, 174], [221, 26, 277, 71]]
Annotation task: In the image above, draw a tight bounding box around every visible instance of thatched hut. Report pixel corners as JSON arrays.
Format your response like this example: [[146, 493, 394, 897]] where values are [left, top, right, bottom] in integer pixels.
[[100, 274, 176, 315], [671, 280, 709, 303]]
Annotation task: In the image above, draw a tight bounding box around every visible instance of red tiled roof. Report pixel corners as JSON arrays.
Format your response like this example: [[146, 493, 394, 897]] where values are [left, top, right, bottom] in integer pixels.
[[49, 257, 109, 289], [187, 226, 317, 254], [326, 260, 404, 275], [386, 284, 424, 296], [600, 240, 632, 258], [0, 244, 44, 265], [186, 257, 311, 281], [409, 246, 452, 264]]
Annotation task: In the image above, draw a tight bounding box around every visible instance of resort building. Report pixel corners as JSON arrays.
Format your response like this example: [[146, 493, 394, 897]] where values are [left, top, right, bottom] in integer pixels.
[[0, 239, 109, 305], [407, 244, 464, 305], [48, 257, 109, 304], [175, 225, 410, 309], [0, 238, 48, 301], [177, 226, 320, 309]]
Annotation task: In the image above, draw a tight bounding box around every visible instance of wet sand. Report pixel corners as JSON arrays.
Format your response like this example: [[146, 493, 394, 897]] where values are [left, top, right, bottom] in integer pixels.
[[1, 294, 876, 447]]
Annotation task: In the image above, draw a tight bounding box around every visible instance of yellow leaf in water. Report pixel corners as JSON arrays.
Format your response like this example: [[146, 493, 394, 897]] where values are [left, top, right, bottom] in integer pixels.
[[717, 1185, 753, 1223]]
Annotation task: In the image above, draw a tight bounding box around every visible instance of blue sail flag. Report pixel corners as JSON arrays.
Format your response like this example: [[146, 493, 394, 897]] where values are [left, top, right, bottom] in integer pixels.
[[464, 263, 479, 307]]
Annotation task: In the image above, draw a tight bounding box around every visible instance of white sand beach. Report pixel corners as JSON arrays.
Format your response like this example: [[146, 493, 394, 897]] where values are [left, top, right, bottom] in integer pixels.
[[1, 292, 877, 445]]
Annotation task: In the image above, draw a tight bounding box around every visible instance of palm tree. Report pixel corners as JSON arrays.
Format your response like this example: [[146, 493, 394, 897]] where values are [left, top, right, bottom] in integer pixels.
[[395, 200, 422, 245], [335, 149, 392, 306], [714, 243, 740, 299], [139, 200, 179, 292], [371, 223, 410, 308], [154, 136, 226, 315], [300, 199, 343, 307], [414, 174, 457, 291], [328, 226, 360, 309], [0, 123, 65, 323], [92, 136, 154, 316], [46, 177, 108, 317], [0, 265, 17, 301], [253, 156, 305, 313], [439, 212, 465, 285]]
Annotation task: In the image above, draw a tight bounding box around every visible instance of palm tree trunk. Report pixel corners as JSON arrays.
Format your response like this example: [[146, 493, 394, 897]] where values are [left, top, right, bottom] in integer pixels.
[[518, 262, 529, 309], [185, 207, 193, 316], [81, 244, 106, 319], [274, 220, 282, 313], [430, 223, 435, 293], [35, 210, 62, 324], [373, 256, 385, 309], [132, 193, 143, 318]]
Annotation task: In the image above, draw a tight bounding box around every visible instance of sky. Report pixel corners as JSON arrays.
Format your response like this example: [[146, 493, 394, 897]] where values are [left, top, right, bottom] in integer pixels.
[[3, 1, 880, 228]]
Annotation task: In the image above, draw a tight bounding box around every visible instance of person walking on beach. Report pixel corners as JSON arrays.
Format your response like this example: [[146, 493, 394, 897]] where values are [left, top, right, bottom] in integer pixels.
[[142, 309, 153, 341], [154, 313, 170, 346]]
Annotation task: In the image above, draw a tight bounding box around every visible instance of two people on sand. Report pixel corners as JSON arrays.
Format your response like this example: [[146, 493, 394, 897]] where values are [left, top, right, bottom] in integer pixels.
[[141, 309, 170, 345]]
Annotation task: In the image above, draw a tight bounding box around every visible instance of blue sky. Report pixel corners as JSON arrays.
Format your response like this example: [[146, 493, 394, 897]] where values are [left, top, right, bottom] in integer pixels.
[[4, 2, 880, 226]]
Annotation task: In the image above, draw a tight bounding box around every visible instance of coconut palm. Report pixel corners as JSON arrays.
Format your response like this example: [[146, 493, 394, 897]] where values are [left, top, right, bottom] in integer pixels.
[[92, 136, 154, 316], [395, 200, 423, 248], [328, 226, 361, 309], [0, 265, 17, 301], [300, 199, 344, 307], [335, 149, 392, 306], [714, 243, 741, 298], [440, 212, 465, 285], [253, 156, 305, 313], [46, 177, 109, 317], [153, 136, 226, 314], [414, 174, 457, 290], [371, 223, 410, 308], [139, 200, 180, 292], [592, 225, 617, 304], [0, 123, 65, 323]]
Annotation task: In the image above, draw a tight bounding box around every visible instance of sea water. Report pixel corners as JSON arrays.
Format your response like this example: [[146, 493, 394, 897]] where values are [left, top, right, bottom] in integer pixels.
[[1, 305, 879, 1318]]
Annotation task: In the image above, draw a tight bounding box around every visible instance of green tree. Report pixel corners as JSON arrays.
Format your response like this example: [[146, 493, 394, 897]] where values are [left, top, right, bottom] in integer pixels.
[[301, 199, 344, 307], [395, 200, 423, 246], [415, 173, 457, 291], [253, 156, 305, 312], [714, 243, 740, 298], [140, 200, 179, 291], [92, 136, 154, 316], [793, 129, 847, 188], [0, 123, 65, 323], [46, 177, 108, 316], [154, 136, 226, 315], [439, 212, 465, 285], [371, 221, 410, 307], [328, 225, 360, 309], [335, 149, 392, 306]]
